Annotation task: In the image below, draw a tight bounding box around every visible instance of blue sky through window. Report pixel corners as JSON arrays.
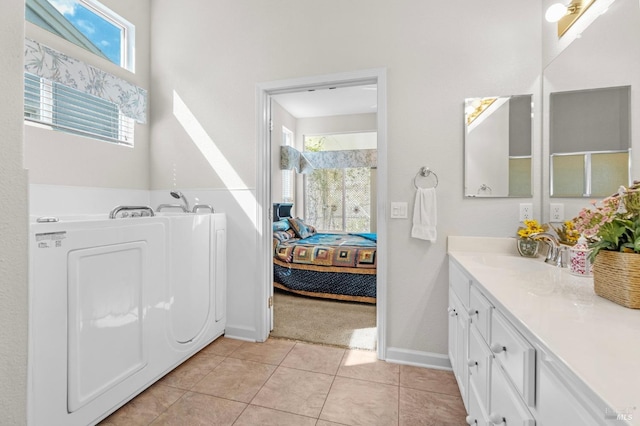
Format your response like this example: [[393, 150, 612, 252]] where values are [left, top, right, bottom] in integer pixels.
[[48, 0, 121, 66]]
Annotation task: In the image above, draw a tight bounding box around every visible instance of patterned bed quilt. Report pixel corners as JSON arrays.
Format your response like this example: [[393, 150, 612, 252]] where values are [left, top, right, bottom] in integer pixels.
[[273, 230, 377, 303]]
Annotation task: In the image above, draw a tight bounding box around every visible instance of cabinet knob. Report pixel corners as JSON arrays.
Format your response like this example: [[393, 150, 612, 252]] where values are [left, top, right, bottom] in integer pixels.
[[488, 412, 505, 424], [490, 343, 506, 354], [467, 359, 478, 367], [465, 415, 477, 425], [448, 308, 457, 317], [468, 308, 478, 316]]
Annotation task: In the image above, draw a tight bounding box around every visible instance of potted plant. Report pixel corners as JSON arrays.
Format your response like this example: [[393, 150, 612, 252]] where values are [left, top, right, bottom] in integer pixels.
[[573, 181, 640, 308], [516, 219, 546, 257], [551, 220, 580, 246]]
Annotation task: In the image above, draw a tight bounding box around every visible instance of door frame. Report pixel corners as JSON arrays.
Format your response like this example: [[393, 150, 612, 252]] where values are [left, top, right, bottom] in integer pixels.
[[255, 68, 388, 359]]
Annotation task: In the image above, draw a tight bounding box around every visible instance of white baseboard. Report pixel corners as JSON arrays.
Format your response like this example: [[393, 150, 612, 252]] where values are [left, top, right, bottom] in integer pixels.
[[385, 347, 452, 371], [224, 325, 260, 342]]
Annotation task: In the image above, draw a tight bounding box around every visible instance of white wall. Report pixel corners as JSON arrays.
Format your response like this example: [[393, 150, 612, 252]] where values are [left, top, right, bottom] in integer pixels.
[[0, 1, 28, 423], [296, 113, 377, 149], [24, 0, 152, 190], [150, 0, 542, 356]]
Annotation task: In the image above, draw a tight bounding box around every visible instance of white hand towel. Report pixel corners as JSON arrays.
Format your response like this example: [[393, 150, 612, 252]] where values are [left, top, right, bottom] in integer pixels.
[[411, 187, 437, 242]]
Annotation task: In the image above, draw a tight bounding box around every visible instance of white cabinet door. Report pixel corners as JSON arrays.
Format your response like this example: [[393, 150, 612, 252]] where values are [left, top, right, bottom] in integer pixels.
[[467, 383, 489, 426], [449, 289, 470, 407], [537, 351, 601, 426], [489, 363, 535, 426]]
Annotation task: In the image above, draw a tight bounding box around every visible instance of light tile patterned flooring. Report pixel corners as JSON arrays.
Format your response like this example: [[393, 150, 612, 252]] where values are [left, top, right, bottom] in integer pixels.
[[100, 337, 466, 426]]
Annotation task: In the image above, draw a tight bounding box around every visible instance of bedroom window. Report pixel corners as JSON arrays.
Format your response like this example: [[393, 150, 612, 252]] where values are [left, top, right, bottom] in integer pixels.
[[304, 167, 371, 233], [282, 127, 294, 202], [303, 132, 376, 233]]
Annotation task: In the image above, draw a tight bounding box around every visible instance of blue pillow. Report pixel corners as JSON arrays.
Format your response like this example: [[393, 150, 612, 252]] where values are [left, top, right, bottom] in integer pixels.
[[273, 219, 291, 232], [288, 217, 316, 239]]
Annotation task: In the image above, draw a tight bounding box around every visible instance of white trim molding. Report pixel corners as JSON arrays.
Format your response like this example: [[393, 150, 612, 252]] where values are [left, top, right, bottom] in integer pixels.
[[385, 347, 452, 371], [255, 68, 388, 358]]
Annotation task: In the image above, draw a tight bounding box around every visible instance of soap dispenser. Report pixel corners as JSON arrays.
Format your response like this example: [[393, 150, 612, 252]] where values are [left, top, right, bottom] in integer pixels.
[[569, 236, 592, 277]]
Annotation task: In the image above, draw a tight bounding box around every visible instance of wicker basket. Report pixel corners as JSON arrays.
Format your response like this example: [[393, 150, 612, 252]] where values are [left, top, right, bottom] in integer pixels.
[[593, 250, 640, 309]]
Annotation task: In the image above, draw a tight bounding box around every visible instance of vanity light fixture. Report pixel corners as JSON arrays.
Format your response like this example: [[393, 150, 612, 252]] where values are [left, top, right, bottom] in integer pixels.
[[546, 0, 596, 37], [465, 97, 497, 126]]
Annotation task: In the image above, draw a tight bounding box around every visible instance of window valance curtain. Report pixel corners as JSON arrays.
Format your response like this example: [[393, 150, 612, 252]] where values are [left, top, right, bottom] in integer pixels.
[[304, 149, 377, 169], [280, 146, 377, 173], [280, 146, 314, 174], [24, 38, 147, 124]]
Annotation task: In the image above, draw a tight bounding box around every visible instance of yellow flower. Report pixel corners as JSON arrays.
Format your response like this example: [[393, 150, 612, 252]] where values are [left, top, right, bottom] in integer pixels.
[[517, 219, 546, 239]]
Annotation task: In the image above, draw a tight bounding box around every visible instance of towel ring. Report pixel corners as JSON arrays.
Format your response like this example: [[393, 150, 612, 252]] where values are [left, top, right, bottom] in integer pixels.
[[413, 167, 439, 189], [477, 184, 492, 195]]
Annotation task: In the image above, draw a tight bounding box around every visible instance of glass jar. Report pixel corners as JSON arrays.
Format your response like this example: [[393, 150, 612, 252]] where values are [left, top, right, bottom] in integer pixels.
[[516, 238, 539, 257]]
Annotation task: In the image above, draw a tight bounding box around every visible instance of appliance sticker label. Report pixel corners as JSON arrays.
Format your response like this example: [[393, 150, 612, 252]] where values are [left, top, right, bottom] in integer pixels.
[[35, 231, 66, 248]]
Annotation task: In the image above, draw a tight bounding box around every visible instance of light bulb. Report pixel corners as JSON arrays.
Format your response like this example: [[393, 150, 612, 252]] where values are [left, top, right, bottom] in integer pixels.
[[546, 3, 569, 22]]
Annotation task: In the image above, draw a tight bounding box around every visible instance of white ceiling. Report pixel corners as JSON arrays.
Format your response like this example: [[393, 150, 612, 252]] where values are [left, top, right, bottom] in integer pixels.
[[272, 84, 377, 119]]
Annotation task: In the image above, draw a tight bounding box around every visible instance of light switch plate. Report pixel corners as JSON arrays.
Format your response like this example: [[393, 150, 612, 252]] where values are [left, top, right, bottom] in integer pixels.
[[390, 202, 408, 219]]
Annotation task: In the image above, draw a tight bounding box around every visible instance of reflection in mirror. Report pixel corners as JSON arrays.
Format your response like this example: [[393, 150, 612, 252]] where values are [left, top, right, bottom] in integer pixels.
[[464, 95, 532, 197], [25, 0, 134, 71], [550, 86, 630, 197]]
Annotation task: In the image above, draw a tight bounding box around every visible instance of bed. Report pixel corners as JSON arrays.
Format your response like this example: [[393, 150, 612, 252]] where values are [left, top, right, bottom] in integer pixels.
[[272, 216, 376, 303]]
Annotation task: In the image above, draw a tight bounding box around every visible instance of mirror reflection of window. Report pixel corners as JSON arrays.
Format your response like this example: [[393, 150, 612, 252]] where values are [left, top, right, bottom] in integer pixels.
[[551, 154, 585, 197], [550, 86, 630, 197], [464, 94, 533, 198]]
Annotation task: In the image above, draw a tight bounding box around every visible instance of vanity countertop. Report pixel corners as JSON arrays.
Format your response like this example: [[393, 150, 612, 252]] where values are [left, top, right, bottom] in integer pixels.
[[448, 236, 640, 424]]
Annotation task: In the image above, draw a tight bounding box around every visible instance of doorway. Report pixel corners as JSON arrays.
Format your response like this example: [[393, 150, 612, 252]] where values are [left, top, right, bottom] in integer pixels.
[[256, 69, 388, 359]]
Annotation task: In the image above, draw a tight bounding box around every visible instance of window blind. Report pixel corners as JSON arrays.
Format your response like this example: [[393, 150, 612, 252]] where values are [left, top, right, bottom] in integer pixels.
[[24, 72, 134, 145]]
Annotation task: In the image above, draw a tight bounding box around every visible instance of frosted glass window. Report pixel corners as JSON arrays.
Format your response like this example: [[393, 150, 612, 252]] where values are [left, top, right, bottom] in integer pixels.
[[551, 151, 629, 197], [509, 157, 531, 197], [591, 152, 629, 196], [552, 155, 585, 197]]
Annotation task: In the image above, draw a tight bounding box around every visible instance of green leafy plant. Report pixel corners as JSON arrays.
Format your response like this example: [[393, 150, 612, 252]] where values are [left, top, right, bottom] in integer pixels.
[[573, 181, 640, 260]]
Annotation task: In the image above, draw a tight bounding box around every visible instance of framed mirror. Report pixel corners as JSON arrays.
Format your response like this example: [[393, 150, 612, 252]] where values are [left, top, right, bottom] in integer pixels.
[[464, 94, 533, 198]]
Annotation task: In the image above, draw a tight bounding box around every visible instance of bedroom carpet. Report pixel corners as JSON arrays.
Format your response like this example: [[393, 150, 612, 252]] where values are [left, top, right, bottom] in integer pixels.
[[271, 290, 377, 351]]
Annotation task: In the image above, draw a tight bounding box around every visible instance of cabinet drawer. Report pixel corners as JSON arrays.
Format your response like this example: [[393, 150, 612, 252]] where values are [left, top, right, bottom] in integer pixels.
[[490, 311, 535, 406], [468, 326, 491, 411], [469, 285, 493, 341], [467, 382, 488, 426], [450, 262, 471, 309], [489, 364, 535, 426]]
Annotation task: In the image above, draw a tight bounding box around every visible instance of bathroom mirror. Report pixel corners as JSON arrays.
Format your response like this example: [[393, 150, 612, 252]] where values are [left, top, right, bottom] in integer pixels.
[[463, 94, 533, 198], [543, 0, 639, 200]]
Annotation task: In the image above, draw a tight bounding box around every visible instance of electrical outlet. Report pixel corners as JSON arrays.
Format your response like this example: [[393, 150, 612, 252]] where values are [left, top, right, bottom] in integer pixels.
[[519, 203, 533, 222], [550, 203, 564, 222]]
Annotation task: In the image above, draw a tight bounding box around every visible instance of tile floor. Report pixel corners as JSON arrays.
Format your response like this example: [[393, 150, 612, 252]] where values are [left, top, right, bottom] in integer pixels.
[[100, 337, 466, 426]]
